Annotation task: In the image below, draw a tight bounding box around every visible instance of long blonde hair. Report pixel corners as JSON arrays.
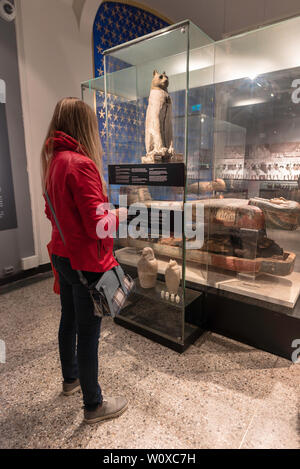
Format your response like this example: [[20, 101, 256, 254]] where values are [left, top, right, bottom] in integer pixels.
[[41, 97, 107, 194]]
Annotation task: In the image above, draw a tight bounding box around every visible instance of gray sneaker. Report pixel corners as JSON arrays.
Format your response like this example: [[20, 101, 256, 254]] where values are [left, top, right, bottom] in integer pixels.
[[84, 396, 128, 425], [62, 379, 80, 396]]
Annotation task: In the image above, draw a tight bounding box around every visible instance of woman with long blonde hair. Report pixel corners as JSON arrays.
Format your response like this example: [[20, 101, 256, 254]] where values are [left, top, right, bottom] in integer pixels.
[[42, 97, 128, 425]]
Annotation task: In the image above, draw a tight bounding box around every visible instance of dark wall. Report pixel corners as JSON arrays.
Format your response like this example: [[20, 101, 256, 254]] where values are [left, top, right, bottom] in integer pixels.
[[0, 16, 35, 277]]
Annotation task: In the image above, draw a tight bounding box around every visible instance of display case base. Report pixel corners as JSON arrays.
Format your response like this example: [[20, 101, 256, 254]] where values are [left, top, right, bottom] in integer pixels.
[[114, 277, 205, 353], [202, 288, 300, 361], [114, 315, 206, 353]]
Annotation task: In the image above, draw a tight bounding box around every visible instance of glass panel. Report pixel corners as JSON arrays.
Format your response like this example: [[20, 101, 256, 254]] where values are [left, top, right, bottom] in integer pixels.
[[186, 42, 216, 289], [204, 15, 300, 309], [81, 22, 214, 344], [104, 24, 191, 344]]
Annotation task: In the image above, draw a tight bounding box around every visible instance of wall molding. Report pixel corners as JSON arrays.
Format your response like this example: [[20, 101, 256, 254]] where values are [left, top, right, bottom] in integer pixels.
[[14, 0, 41, 264]]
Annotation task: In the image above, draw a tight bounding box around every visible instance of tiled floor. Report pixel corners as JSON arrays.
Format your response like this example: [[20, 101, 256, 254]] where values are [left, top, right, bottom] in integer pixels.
[[0, 275, 299, 449]]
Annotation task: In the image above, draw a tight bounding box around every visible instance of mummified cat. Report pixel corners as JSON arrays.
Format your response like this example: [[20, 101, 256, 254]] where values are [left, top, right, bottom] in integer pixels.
[[145, 70, 174, 160]]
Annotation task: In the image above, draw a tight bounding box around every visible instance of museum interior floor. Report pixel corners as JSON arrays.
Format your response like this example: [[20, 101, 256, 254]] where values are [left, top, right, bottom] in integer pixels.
[[0, 273, 299, 449]]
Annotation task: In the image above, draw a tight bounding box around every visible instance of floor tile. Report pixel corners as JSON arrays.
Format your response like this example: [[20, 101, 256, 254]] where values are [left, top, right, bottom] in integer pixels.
[[0, 277, 298, 449]]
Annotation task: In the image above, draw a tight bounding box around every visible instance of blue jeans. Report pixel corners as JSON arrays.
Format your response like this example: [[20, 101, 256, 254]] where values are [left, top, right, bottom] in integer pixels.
[[52, 254, 103, 410]]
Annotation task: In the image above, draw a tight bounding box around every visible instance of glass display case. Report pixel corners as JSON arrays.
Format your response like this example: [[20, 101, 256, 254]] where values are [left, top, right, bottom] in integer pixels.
[[82, 16, 300, 356], [82, 20, 213, 351]]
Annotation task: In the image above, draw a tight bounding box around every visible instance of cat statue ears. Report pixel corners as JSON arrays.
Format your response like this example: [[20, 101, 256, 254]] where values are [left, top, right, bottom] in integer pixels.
[[153, 70, 166, 76]]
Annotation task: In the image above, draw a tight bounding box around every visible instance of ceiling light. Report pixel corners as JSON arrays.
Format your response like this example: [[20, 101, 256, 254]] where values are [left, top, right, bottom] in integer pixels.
[[248, 73, 257, 80], [233, 98, 267, 107]]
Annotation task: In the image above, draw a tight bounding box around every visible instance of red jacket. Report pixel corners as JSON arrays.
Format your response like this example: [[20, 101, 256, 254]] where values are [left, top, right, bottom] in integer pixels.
[[44, 131, 119, 273]]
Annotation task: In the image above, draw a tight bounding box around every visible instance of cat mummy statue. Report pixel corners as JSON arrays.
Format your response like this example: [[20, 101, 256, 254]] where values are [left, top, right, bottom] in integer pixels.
[[143, 70, 175, 163]]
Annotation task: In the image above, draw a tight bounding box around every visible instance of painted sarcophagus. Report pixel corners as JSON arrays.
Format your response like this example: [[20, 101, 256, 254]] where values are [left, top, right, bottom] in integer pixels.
[[122, 197, 300, 276], [121, 238, 296, 277], [249, 197, 300, 231]]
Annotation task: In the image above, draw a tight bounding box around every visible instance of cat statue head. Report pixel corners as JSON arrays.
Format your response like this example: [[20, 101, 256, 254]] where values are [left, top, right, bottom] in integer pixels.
[[141, 246, 155, 261], [151, 70, 169, 91]]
